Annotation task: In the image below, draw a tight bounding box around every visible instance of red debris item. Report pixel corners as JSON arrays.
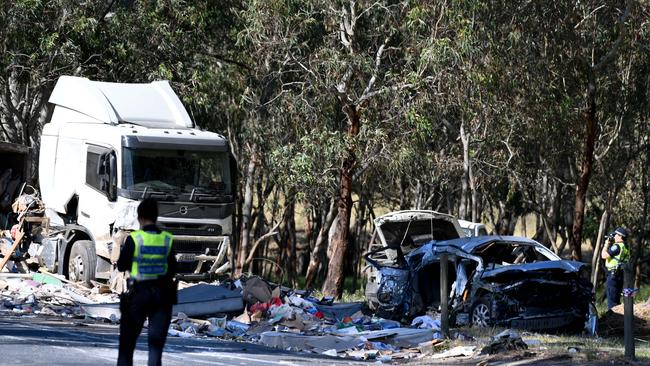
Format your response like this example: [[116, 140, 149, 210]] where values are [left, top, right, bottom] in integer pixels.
[[249, 302, 269, 314], [342, 316, 353, 324], [269, 297, 282, 306], [10, 224, 19, 240], [314, 311, 325, 319]]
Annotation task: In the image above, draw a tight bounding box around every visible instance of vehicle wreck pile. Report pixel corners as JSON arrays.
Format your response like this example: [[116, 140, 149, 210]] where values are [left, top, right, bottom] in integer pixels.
[[2, 208, 607, 361]]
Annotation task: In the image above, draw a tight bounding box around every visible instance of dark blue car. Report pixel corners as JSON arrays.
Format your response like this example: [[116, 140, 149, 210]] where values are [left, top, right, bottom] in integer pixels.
[[365, 236, 597, 334]]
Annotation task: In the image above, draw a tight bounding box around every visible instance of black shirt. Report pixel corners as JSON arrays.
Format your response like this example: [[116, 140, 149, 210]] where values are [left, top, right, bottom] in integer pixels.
[[117, 224, 177, 280]]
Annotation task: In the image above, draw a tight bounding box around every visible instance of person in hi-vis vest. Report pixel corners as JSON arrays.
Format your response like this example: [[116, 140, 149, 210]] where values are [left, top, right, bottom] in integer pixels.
[[117, 198, 177, 366], [600, 227, 630, 310]]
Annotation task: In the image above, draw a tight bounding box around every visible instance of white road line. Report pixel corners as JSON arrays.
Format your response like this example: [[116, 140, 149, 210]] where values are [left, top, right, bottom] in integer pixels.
[[165, 352, 232, 366], [179, 351, 304, 366]]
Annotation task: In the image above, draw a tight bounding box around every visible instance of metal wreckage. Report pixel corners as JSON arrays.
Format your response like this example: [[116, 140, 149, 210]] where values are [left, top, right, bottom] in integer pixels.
[[364, 211, 597, 334]]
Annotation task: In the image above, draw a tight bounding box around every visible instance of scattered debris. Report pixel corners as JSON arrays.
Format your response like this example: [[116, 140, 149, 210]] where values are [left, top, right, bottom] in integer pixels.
[[174, 283, 244, 317], [0, 272, 118, 318], [429, 345, 476, 359], [0, 269, 560, 362], [480, 329, 528, 355]]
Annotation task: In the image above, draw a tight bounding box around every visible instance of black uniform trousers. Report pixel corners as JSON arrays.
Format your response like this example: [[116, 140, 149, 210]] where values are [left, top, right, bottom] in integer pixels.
[[117, 282, 173, 366], [606, 269, 624, 310]]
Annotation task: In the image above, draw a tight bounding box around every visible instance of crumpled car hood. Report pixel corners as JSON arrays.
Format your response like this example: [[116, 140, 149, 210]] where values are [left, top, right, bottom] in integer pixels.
[[480, 260, 585, 280], [406, 241, 483, 271]]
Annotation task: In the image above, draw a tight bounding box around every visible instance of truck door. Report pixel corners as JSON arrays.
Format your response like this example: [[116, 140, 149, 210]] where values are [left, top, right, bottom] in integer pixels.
[[77, 144, 117, 253]]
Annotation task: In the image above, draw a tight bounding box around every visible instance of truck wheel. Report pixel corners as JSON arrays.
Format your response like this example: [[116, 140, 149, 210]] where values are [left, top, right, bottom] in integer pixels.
[[471, 296, 493, 328], [68, 240, 96, 285]]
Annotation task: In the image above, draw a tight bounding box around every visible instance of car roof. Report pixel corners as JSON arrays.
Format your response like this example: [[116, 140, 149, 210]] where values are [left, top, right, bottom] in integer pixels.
[[432, 235, 542, 252]]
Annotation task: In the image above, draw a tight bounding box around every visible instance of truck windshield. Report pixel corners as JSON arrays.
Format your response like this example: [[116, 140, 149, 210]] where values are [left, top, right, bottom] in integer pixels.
[[122, 148, 231, 195]]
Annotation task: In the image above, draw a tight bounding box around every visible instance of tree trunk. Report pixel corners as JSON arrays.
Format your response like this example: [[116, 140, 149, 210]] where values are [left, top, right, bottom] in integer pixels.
[[280, 193, 297, 287], [323, 105, 360, 298], [399, 176, 408, 210], [323, 167, 354, 298], [305, 199, 337, 288], [571, 79, 598, 261], [351, 190, 368, 291], [591, 206, 610, 289], [637, 158, 649, 288], [235, 157, 257, 276], [459, 120, 470, 220], [556, 226, 568, 255]]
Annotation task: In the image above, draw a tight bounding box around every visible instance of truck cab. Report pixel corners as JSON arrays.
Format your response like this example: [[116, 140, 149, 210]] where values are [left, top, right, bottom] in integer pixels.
[[457, 219, 489, 237], [39, 76, 234, 284]]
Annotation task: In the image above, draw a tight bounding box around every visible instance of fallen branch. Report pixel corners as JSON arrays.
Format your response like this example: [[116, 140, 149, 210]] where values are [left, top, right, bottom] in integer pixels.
[[243, 220, 282, 269]]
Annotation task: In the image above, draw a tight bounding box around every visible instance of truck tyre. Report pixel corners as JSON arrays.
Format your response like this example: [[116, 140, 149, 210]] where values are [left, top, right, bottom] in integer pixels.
[[68, 240, 96, 285], [471, 296, 493, 328]]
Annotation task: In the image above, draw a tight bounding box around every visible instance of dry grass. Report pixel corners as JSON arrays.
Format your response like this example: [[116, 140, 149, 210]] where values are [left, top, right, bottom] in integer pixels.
[[412, 325, 650, 365]]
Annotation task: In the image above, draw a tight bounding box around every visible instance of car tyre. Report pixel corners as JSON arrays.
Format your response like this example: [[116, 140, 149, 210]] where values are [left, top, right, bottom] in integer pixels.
[[471, 296, 493, 328], [68, 240, 96, 286]]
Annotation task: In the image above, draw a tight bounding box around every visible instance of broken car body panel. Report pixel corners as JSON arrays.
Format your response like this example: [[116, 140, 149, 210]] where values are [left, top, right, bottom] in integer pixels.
[[371, 210, 463, 251], [365, 235, 596, 334]]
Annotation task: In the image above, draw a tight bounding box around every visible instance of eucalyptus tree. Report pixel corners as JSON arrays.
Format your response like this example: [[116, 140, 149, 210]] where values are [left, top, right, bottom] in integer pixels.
[[237, 0, 466, 296], [462, 1, 645, 261], [0, 0, 109, 161]]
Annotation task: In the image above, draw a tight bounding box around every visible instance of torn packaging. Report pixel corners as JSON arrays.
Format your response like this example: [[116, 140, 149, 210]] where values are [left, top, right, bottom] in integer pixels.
[[241, 276, 272, 305], [365, 236, 595, 333]]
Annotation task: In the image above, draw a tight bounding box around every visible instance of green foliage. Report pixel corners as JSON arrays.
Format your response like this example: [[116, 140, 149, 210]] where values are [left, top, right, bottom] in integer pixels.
[[1, 1, 650, 288]]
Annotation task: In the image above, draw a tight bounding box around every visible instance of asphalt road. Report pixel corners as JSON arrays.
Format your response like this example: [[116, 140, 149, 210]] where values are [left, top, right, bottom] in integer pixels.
[[0, 314, 370, 366]]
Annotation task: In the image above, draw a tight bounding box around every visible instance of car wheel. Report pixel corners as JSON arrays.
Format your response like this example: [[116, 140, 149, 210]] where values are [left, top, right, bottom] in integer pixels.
[[68, 240, 96, 285], [471, 296, 492, 328]]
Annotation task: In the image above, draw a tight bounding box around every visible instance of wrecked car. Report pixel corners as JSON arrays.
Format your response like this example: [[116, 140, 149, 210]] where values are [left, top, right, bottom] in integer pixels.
[[365, 235, 596, 334]]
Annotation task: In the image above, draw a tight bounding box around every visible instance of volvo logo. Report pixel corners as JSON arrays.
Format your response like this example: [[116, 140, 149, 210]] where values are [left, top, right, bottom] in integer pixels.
[[179, 206, 189, 215]]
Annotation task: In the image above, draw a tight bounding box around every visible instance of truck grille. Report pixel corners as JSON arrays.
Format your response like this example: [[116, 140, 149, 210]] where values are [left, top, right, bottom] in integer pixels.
[[159, 223, 222, 237], [170, 236, 227, 254], [173, 239, 208, 253]]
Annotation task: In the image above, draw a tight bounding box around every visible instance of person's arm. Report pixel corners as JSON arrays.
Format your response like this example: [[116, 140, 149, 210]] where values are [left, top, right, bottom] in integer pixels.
[[601, 248, 610, 259], [117, 236, 135, 272], [167, 245, 177, 277]]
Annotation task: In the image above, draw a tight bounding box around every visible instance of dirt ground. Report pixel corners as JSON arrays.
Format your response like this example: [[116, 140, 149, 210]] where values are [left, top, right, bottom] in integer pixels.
[[410, 350, 644, 366], [408, 345, 648, 366], [598, 299, 650, 339], [402, 325, 650, 366]]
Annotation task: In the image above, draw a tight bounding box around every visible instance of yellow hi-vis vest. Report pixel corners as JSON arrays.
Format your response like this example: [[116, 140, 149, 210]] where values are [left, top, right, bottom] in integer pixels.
[[605, 241, 629, 271], [130, 230, 173, 281]]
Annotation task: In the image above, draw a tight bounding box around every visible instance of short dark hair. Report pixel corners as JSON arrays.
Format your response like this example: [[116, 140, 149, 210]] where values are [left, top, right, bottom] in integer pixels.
[[137, 198, 159, 222]]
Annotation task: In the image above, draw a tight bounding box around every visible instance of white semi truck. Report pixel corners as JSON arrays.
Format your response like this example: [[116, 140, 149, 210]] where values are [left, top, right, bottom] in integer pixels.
[[35, 76, 235, 285]]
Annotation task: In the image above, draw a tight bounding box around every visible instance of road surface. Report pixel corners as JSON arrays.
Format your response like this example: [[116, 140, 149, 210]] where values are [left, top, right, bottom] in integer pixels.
[[0, 314, 369, 366]]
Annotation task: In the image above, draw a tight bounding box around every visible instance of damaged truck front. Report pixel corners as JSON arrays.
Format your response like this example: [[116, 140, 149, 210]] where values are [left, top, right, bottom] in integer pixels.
[[32, 76, 235, 286], [366, 233, 597, 334]]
